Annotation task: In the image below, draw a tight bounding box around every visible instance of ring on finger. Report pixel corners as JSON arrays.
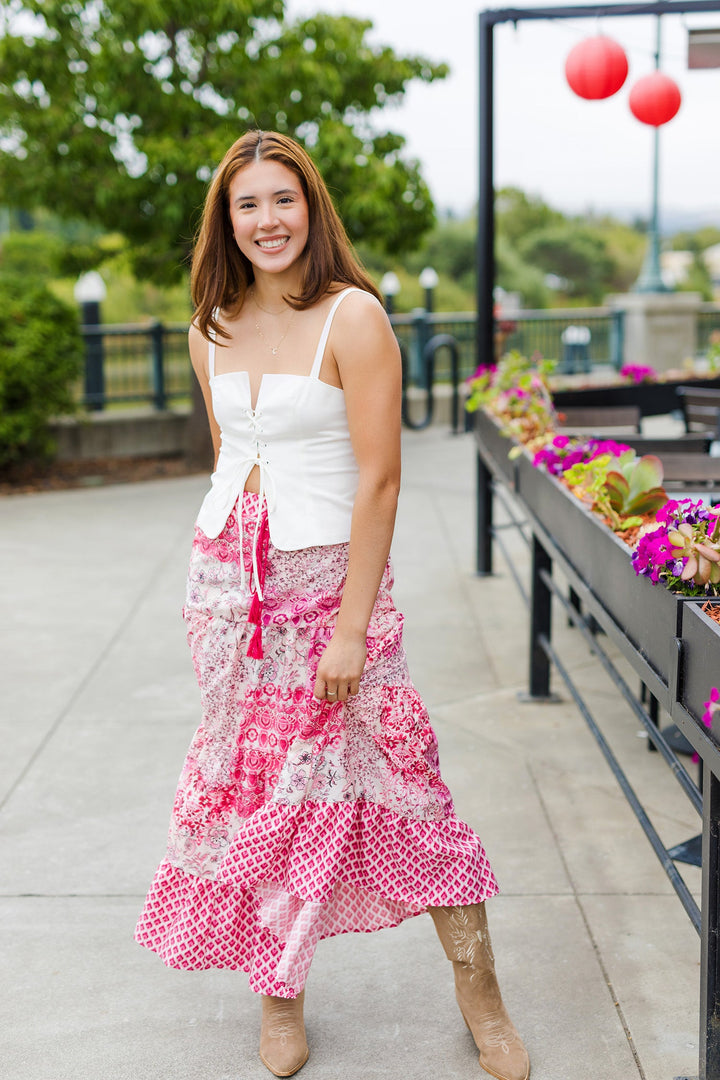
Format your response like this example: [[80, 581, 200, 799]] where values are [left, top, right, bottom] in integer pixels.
[[326, 689, 338, 698]]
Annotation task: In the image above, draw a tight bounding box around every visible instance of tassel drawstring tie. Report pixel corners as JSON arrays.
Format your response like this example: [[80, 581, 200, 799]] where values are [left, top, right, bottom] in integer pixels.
[[246, 499, 270, 659]]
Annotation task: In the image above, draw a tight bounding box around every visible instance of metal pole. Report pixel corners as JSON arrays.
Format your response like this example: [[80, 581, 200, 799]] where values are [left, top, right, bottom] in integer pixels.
[[527, 535, 554, 699], [701, 763, 720, 1079], [634, 15, 670, 293], [411, 308, 429, 389], [477, 12, 495, 370], [476, 450, 494, 575], [82, 301, 105, 411], [150, 321, 166, 410]]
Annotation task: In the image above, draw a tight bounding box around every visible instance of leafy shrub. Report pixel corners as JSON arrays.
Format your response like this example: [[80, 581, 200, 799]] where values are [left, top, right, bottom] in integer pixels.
[[0, 273, 83, 467]]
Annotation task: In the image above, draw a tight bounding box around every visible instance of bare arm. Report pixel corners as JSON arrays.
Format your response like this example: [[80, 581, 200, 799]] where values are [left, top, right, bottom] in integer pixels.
[[189, 323, 222, 469], [313, 293, 402, 701]]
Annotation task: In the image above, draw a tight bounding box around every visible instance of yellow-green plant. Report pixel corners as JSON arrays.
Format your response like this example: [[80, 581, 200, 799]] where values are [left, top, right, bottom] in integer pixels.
[[564, 450, 667, 532]]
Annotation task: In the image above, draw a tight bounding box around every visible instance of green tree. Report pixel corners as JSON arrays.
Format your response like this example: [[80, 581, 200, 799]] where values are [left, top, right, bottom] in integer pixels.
[[678, 250, 714, 301], [495, 187, 565, 248], [0, 1, 447, 282], [0, 272, 82, 466], [495, 236, 549, 310], [591, 217, 646, 293], [407, 217, 476, 287], [519, 223, 616, 303], [0, 230, 64, 279], [671, 226, 720, 252]]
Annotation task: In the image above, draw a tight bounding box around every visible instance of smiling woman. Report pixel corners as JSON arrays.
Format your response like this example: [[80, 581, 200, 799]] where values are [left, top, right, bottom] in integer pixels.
[[228, 163, 310, 273], [133, 129, 529, 1080]]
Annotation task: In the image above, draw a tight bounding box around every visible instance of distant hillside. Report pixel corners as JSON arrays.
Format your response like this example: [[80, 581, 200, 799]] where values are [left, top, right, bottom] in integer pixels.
[[576, 204, 720, 235]]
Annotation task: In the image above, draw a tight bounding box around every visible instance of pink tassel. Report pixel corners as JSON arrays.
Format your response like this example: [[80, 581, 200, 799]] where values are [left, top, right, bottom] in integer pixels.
[[248, 593, 262, 624], [247, 623, 264, 660]]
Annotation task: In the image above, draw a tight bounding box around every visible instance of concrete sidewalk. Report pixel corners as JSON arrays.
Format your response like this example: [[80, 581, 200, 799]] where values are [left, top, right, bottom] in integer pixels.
[[0, 427, 701, 1080]]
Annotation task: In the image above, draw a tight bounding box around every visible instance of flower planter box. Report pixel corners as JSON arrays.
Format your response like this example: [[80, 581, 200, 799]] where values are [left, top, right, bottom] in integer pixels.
[[473, 409, 518, 488], [679, 600, 720, 726], [515, 448, 685, 690]]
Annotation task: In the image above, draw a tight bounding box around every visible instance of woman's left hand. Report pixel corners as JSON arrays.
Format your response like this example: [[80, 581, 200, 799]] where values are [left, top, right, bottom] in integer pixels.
[[313, 630, 367, 702]]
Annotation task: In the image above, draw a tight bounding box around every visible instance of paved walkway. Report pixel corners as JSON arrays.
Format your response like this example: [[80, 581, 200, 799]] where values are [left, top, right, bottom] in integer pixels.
[[1, 427, 701, 1080]]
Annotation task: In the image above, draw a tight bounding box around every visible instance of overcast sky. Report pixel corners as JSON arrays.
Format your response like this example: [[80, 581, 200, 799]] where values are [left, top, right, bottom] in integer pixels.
[[287, 0, 720, 224]]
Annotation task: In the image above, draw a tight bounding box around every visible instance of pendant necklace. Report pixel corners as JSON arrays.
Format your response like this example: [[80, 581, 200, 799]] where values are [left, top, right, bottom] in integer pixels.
[[250, 288, 295, 356]]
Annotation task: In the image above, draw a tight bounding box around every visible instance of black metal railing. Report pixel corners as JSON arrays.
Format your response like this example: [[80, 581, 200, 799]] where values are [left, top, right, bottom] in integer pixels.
[[473, 410, 720, 1080], [77, 308, 628, 426], [79, 321, 190, 410]]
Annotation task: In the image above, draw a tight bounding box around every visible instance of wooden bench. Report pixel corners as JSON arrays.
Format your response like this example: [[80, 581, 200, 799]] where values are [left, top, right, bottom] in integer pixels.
[[557, 404, 642, 434], [620, 434, 712, 456], [659, 453, 720, 489], [677, 386, 720, 439]]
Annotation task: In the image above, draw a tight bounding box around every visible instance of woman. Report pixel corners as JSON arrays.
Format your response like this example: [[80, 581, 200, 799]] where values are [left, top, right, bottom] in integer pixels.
[[135, 130, 529, 1080]]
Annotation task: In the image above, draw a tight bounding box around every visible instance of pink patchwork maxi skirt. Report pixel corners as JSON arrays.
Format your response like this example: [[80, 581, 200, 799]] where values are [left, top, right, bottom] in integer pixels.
[[135, 491, 498, 997]]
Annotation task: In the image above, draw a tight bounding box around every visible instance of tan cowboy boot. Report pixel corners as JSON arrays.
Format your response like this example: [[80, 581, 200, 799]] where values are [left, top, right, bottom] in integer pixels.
[[429, 904, 530, 1080], [258, 990, 309, 1077]]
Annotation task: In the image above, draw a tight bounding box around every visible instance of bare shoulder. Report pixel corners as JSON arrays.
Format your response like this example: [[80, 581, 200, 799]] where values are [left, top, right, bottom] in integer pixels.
[[334, 288, 386, 325], [331, 289, 398, 358]]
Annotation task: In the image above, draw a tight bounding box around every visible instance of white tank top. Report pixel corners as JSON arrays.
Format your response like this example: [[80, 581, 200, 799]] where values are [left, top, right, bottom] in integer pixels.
[[195, 287, 362, 551]]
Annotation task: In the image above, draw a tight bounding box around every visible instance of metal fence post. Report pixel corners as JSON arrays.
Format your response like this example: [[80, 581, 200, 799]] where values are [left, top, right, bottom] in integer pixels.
[[150, 320, 166, 411], [611, 309, 625, 370], [476, 450, 493, 575], [701, 764, 720, 1080], [81, 310, 105, 411], [411, 308, 429, 388], [527, 534, 553, 699]]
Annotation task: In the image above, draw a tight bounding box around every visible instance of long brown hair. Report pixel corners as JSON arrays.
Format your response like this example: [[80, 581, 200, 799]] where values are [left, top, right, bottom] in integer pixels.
[[191, 130, 382, 341]]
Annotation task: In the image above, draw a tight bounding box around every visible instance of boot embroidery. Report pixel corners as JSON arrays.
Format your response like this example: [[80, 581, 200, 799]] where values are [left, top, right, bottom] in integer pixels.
[[475, 1011, 521, 1053], [446, 906, 495, 968]]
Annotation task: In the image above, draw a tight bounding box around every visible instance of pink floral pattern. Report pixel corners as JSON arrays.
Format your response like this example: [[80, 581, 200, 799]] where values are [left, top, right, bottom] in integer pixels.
[[135, 492, 498, 997]]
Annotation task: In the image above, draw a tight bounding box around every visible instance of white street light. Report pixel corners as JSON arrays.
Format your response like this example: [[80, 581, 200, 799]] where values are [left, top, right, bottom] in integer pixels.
[[74, 271, 107, 304], [380, 271, 401, 297], [418, 266, 439, 290]]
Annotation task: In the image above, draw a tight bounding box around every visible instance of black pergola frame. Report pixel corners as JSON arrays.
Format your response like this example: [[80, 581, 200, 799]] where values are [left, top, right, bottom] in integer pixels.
[[477, 6, 720, 1078], [476, 0, 720, 369]]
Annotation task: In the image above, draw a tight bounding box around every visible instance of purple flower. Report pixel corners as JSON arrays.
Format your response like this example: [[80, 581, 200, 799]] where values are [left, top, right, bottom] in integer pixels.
[[656, 498, 703, 526], [620, 363, 657, 384], [466, 361, 496, 384], [632, 525, 678, 584], [534, 434, 636, 479], [702, 688, 720, 730], [587, 439, 632, 459]]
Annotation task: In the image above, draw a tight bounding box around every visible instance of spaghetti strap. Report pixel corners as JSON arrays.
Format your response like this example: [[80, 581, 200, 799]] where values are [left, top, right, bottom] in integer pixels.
[[207, 317, 217, 379], [309, 287, 362, 379]]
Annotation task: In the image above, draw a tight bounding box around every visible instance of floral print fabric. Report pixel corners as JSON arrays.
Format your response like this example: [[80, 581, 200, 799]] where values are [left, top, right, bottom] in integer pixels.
[[134, 492, 498, 997]]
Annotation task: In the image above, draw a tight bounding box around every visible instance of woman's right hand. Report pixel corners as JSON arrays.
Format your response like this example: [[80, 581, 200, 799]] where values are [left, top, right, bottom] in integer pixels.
[[313, 629, 367, 703]]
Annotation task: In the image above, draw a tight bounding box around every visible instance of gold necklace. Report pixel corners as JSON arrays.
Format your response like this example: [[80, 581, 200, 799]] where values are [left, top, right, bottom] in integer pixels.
[[250, 289, 295, 356], [250, 287, 290, 316]]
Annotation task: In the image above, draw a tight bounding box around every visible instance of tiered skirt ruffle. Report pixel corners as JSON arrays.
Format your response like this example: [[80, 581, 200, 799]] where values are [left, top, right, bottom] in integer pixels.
[[134, 492, 498, 997]]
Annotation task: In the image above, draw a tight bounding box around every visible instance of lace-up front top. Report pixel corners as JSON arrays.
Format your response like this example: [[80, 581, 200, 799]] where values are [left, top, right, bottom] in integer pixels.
[[195, 287, 361, 554]]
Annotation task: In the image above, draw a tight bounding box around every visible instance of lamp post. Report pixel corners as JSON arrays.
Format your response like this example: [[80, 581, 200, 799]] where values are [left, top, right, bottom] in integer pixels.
[[414, 267, 439, 388], [380, 271, 401, 316], [634, 16, 671, 293], [74, 271, 107, 411], [419, 266, 439, 314]]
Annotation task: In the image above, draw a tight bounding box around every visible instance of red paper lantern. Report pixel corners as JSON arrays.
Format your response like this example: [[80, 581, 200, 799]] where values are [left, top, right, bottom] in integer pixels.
[[629, 72, 682, 126], [565, 36, 629, 100]]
